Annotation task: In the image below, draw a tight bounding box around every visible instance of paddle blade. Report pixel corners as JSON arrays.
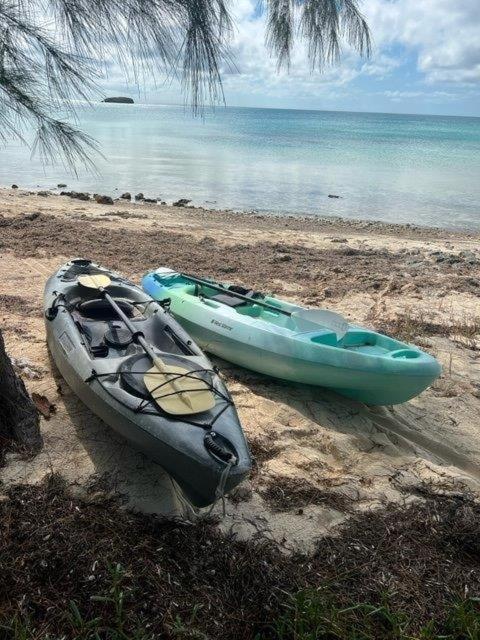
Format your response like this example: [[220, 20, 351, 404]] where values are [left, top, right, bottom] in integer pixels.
[[144, 362, 216, 415], [293, 308, 349, 340], [78, 274, 111, 289]]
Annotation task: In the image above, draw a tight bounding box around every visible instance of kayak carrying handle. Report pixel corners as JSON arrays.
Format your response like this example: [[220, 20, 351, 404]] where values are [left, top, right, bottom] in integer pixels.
[[46, 293, 67, 321], [204, 431, 235, 463]]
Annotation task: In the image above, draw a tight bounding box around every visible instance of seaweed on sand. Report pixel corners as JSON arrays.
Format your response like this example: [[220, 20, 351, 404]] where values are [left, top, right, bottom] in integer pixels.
[[1, 476, 480, 638]]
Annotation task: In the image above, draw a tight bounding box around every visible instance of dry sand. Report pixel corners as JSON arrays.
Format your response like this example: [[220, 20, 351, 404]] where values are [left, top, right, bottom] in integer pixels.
[[1, 187, 479, 550]]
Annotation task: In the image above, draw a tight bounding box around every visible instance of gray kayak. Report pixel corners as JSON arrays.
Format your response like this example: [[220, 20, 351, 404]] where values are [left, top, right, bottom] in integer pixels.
[[44, 259, 251, 508]]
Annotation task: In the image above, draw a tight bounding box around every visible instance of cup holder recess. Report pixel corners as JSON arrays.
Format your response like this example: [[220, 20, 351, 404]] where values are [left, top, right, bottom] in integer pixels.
[[390, 349, 420, 359]]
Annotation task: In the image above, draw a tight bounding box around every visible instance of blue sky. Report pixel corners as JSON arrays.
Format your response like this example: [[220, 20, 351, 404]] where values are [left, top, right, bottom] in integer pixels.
[[102, 0, 480, 117]]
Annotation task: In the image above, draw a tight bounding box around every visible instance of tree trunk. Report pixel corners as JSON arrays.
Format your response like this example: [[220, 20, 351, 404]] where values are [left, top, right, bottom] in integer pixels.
[[0, 329, 42, 453]]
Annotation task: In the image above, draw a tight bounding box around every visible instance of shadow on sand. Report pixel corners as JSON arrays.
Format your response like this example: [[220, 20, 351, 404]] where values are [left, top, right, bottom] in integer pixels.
[[211, 355, 480, 485], [48, 353, 184, 516]]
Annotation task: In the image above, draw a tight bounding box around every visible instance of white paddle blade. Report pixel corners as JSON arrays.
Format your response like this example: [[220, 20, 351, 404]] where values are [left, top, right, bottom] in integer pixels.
[[144, 363, 216, 416], [293, 308, 349, 340], [154, 267, 178, 277], [78, 274, 111, 289]]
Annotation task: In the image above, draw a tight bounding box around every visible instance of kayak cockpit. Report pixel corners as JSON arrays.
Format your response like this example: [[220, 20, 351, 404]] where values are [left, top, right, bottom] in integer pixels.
[[199, 289, 424, 359], [61, 280, 195, 362], [78, 297, 140, 321]]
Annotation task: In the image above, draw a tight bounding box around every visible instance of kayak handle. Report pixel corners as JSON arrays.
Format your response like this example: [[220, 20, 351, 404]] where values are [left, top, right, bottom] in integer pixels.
[[204, 431, 235, 463]]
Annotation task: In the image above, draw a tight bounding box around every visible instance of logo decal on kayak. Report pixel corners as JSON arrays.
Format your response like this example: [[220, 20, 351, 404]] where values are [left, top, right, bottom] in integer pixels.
[[211, 319, 233, 331], [58, 331, 74, 355]]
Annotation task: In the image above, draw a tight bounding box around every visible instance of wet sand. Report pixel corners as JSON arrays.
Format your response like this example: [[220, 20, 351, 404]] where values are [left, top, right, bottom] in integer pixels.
[[1, 187, 479, 550]]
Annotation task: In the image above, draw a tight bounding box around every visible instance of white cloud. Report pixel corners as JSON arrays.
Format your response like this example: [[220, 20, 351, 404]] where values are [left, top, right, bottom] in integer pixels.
[[363, 0, 480, 84], [218, 0, 480, 105], [383, 89, 459, 101], [220, 0, 373, 102]]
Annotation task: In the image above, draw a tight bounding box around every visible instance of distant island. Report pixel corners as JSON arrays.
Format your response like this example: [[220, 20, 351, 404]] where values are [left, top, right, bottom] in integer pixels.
[[102, 97, 134, 104]]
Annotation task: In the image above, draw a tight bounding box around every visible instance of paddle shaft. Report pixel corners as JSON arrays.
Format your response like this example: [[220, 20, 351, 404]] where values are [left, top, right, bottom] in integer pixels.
[[100, 288, 195, 408], [178, 273, 292, 317], [100, 289, 162, 368], [78, 274, 197, 410]]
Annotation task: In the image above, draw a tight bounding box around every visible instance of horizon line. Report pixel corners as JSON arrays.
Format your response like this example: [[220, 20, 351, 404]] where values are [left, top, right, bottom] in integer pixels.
[[94, 99, 480, 120]]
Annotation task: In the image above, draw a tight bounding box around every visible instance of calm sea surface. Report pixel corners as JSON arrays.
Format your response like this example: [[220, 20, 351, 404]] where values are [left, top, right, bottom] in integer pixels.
[[1, 104, 479, 230]]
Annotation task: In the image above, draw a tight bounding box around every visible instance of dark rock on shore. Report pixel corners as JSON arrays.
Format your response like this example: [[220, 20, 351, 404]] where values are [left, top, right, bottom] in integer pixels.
[[120, 192, 131, 200], [134, 193, 144, 201], [143, 198, 157, 204], [60, 191, 90, 201], [11, 184, 18, 189], [94, 194, 114, 205], [173, 198, 192, 207], [459, 250, 478, 265], [429, 249, 479, 267], [102, 97, 134, 104]]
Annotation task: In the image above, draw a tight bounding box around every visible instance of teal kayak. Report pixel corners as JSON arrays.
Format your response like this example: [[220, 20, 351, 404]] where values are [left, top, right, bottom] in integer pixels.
[[142, 269, 442, 406]]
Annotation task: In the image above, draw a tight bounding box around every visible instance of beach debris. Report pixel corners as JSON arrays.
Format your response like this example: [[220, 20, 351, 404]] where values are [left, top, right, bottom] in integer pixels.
[[120, 192, 131, 200], [24, 212, 41, 221], [32, 393, 57, 420], [10, 357, 44, 380], [94, 194, 114, 205], [134, 192, 144, 201], [57, 183, 67, 188], [459, 250, 479, 265], [428, 250, 469, 266], [260, 475, 353, 513], [101, 211, 147, 220], [60, 191, 90, 201], [11, 184, 18, 189], [228, 483, 253, 503], [173, 198, 192, 207], [330, 237, 348, 243], [217, 265, 238, 274], [328, 194, 341, 198], [274, 253, 292, 262]]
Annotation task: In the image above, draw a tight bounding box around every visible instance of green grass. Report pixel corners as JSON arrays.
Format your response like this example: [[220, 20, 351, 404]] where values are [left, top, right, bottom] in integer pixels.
[[265, 590, 480, 640], [0, 564, 154, 640], [3, 590, 480, 640]]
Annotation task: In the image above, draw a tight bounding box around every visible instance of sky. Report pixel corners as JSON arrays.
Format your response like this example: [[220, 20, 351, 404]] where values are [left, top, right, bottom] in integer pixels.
[[102, 0, 480, 117]]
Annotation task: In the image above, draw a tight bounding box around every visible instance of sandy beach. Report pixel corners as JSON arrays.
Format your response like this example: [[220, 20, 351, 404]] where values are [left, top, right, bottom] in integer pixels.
[[1, 187, 479, 550]]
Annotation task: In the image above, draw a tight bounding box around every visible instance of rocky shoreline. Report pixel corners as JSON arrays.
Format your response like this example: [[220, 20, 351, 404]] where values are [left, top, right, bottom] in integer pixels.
[[4, 184, 480, 239]]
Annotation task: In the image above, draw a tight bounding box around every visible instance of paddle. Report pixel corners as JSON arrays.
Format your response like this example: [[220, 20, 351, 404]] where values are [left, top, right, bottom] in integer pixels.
[[78, 274, 215, 416], [156, 270, 349, 340]]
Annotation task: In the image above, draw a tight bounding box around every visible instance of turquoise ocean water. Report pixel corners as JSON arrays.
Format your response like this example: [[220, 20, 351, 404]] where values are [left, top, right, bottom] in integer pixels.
[[1, 104, 479, 230]]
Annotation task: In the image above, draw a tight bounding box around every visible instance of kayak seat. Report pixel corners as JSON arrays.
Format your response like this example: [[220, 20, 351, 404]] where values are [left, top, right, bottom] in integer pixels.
[[73, 316, 110, 357], [78, 298, 137, 321], [209, 287, 258, 308], [210, 293, 247, 308]]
